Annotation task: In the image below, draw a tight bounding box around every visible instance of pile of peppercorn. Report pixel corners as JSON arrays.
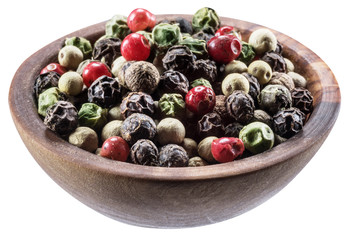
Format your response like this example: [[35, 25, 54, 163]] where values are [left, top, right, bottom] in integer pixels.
[[33, 7, 313, 167]]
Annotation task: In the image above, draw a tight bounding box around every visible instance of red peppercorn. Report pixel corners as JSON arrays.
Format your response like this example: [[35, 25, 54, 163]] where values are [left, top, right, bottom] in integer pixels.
[[100, 136, 130, 161], [215, 26, 242, 40], [82, 62, 111, 87], [127, 8, 156, 32], [211, 137, 245, 163], [40, 63, 67, 75], [207, 35, 242, 64], [121, 33, 151, 61], [185, 86, 216, 115]]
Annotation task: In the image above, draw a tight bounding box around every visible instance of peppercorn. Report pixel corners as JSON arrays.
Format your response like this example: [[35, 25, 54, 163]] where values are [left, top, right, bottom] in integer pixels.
[[124, 61, 160, 94], [211, 137, 245, 163], [82, 61, 112, 88], [179, 35, 207, 59], [92, 38, 122, 67], [58, 45, 83, 70], [162, 45, 196, 75], [120, 92, 154, 119], [224, 122, 244, 138], [105, 15, 131, 39], [33, 71, 61, 99], [221, 73, 250, 96], [207, 35, 242, 64], [261, 51, 287, 73], [190, 59, 217, 82], [78, 103, 108, 131], [238, 42, 256, 65], [285, 58, 295, 72], [108, 105, 123, 121], [130, 139, 159, 166], [223, 60, 248, 77], [65, 36, 92, 59], [291, 87, 314, 115], [213, 95, 231, 124], [226, 90, 255, 124], [37, 87, 67, 117], [190, 78, 213, 89], [121, 113, 156, 145], [248, 28, 277, 54], [100, 136, 130, 161], [258, 84, 292, 115], [158, 70, 189, 97], [173, 17, 193, 34], [185, 86, 216, 115], [274, 42, 283, 55], [117, 60, 134, 87], [87, 75, 121, 108], [121, 33, 151, 61], [242, 72, 260, 107], [127, 8, 156, 32], [76, 59, 99, 75], [40, 63, 67, 76], [180, 138, 198, 158], [188, 156, 208, 167], [68, 126, 98, 152], [58, 72, 84, 96], [273, 107, 305, 138], [192, 30, 214, 42], [156, 117, 186, 145], [197, 112, 224, 139], [159, 144, 189, 167], [101, 120, 123, 142], [158, 93, 186, 119], [197, 136, 218, 164], [267, 72, 295, 91], [192, 7, 220, 34], [152, 23, 182, 52], [247, 60, 273, 85], [239, 122, 275, 154], [250, 109, 273, 128], [44, 101, 78, 136], [288, 72, 307, 88]]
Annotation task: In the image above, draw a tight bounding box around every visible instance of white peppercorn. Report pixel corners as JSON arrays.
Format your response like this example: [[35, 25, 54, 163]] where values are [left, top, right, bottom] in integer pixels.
[[181, 138, 198, 158], [248, 28, 277, 54], [288, 72, 307, 88], [221, 73, 250, 96], [197, 136, 218, 164], [58, 45, 83, 70], [224, 60, 248, 76], [101, 120, 123, 142], [58, 72, 83, 96], [247, 60, 273, 85], [284, 58, 294, 72], [156, 118, 186, 145], [188, 156, 208, 167], [68, 127, 98, 152]]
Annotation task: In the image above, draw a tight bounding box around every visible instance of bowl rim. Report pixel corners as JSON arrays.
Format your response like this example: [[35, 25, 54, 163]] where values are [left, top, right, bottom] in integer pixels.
[[9, 14, 341, 181]]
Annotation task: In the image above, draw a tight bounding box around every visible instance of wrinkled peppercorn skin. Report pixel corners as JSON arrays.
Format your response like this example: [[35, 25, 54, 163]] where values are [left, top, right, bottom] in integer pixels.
[[130, 139, 159, 166], [158, 70, 189, 97], [291, 87, 314, 115], [34, 71, 61, 100], [162, 45, 196, 75], [190, 59, 217, 82], [44, 101, 78, 136], [273, 107, 305, 138], [159, 144, 189, 167], [226, 91, 255, 124], [120, 92, 155, 119], [93, 38, 122, 67], [88, 75, 121, 108], [121, 113, 156, 145], [261, 51, 287, 73], [197, 112, 224, 139]]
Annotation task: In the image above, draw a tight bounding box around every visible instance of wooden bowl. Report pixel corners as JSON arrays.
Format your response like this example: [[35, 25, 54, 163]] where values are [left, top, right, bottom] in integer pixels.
[[8, 14, 340, 228]]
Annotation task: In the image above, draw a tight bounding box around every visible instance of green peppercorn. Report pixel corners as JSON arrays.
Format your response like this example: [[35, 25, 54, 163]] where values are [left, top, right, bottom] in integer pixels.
[[179, 35, 207, 58], [221, 73, 250, 96], [239, 121, 275, 154], [248, 28, 277, 54], [58, 45, 83, 70], [68, 126, 98, 152], [58, 72, 83, 96], [158, 93, 186, 119], [65, 37, 92, 59], [192, 7, 220, 34], [190, 78, 213, 89], [247, 60, 273, 85], [152, 23, 182, 52], [105, 15, 130, 39], [37, 87, 66, 117], [238, 42, 256, 65], [156, 117, 186, 145], [78, 103, 108, 131]]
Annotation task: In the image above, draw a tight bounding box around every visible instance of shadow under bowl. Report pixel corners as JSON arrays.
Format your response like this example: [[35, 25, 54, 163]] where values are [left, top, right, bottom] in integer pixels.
[[9, 14, 341, 228]]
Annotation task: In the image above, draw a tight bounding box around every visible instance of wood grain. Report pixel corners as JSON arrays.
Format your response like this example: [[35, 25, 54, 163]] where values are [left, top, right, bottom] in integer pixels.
[[8, 14, 340, 228]]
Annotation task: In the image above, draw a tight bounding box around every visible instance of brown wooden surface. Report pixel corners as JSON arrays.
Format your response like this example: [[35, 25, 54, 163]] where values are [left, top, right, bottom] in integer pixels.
[[8, 14, 340, 228]]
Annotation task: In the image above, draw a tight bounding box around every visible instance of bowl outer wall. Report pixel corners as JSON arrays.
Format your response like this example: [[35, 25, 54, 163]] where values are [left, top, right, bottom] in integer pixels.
[[8, 14, 341, 228]]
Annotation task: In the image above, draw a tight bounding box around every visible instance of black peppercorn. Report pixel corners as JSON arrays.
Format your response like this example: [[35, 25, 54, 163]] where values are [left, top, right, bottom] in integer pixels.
[[291, 87, 314, 115], [158, 70, 189, 97], [242, 72, 260, 107], [93, 38, 122, 67], [261, 51, 287, 73], [197, 112, 224, 139], [224, 122, 244, 138], [120, 92, 155, 119], [44, 101, 78, 136], [192, 31, 214, 42], [161, 17, 193, 34], [159, 144, 189, 167], [226, 90, 255, 124], [121, 113, 156, 145], [274, 41, 283, 55], [213, 95, 231, 124], [130, 139, 159, 166], [190, 59, 217, 82], [162, 45, 195, 75], [273, 107, 305, 138], [88, 75, 121, 108], [33, 71, 61, 99]]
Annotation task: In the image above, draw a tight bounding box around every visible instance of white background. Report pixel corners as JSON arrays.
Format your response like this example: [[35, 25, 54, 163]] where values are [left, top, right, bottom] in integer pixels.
[[1, 0, 350, 239]]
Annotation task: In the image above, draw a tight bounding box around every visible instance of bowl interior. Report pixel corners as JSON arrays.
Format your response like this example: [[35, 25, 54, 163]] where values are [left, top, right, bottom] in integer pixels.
[[9, 14, 341, 181]]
